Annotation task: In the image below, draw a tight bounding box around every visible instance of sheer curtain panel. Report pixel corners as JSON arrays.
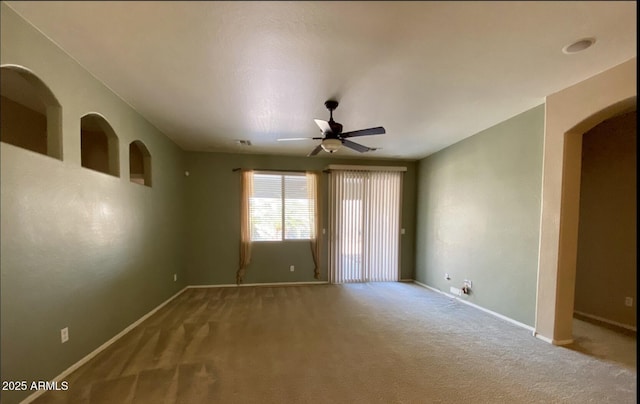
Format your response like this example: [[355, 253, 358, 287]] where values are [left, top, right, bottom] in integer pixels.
[[237, 169, 254, 284], [306, 171, 321, 279]]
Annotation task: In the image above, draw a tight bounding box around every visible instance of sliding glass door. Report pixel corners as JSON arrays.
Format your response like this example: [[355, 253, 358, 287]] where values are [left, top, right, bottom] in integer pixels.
[[329, 169, 402, 283]]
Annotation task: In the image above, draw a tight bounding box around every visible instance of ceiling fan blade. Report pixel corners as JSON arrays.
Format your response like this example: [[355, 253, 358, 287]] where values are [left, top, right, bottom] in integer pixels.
[[307, 144, 324, 157], [314, 119, 332, 133], [277, 137, 322, 141], [342, 139, 371, 153], [340, 126, 385, 138]]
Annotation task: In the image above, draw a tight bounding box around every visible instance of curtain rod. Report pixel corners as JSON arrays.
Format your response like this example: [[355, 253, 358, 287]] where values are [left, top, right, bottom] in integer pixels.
[[232, 168, 330, 173], [326, 164, 407, 172]]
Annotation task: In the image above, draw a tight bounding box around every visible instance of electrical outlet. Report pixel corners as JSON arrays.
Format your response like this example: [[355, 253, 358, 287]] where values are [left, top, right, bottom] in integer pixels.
[[401, 228, 406, 235], [625, 297, 633, 307], [464, 280, 472, 288], [173, 273, 177, 282], [61, 327, 69, 344], [450, 286, 462, 296], [290, 265, 295, 272]]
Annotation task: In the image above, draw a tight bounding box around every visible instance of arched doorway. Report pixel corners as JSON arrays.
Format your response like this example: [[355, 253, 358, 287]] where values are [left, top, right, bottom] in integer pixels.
[[535, 58, 636, 344], [574, 110, 636, 329]]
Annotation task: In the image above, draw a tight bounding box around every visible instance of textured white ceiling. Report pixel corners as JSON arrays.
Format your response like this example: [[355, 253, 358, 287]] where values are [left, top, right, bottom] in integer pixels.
[[6, 1, 637, 160]]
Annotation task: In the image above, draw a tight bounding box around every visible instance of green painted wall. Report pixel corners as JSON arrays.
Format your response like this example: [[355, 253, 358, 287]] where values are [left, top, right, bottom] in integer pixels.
[[185, 152, 417, 285], [0, 7, 416, 401], [1, 5, 187, 404], [415, 105, 544, 326], [575, 111, 637, 327]]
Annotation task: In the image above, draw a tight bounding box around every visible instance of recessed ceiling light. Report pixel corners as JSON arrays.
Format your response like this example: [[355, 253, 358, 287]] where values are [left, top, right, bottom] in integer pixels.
[[562, 38, 596, 54], [235, 140, 252, 146]]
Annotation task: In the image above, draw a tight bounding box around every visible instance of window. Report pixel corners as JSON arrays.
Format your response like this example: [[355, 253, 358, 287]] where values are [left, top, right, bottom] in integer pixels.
[[250, 172, 314, 241]]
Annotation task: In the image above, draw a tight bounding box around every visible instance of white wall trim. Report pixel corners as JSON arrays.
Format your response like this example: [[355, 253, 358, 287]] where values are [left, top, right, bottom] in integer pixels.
[[188, 281, 329, 288], [553, 338, 574, 345], [574, 310, 637, 332], [20, 286, 189, 404], [533, 333, 575, 345], [413, 280, 535, 333], [531, 332, 574, 345], [533, 332, 554, 344]]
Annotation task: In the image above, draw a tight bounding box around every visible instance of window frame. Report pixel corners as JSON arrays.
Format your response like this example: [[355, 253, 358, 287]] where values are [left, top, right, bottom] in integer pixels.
[[250, 170, 314, 242]]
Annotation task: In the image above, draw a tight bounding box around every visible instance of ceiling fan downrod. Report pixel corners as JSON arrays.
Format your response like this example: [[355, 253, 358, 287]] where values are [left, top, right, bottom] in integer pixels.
[[325, 100, 339, 122]]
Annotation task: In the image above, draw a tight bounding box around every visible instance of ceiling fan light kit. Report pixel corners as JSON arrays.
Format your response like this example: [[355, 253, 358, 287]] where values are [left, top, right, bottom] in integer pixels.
[[278, 100, 386, 157], [321, 138, 342, 153]]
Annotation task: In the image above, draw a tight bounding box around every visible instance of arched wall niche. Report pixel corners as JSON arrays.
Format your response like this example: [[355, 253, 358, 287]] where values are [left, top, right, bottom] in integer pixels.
[[0, 64, 62, 159], [129, 140, 152, 187], [80, 113, 120, 177]]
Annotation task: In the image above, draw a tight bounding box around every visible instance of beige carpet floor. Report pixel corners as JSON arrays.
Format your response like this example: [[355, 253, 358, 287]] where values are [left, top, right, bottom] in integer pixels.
[[569, 315, 636, 371], [31, 282, 636, 403]]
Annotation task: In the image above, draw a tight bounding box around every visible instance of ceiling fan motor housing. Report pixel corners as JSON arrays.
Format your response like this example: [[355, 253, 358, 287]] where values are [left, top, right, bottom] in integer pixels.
[[328, 122, 343, 134], [324, 100, 343, 134]]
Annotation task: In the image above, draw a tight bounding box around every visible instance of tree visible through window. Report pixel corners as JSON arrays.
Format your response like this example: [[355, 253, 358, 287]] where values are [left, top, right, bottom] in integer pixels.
[[250, 172, 314, 241]]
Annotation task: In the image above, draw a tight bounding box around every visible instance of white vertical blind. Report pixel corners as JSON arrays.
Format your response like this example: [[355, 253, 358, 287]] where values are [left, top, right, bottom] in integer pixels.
[[329, 170, 402, 283], [251, 173, 283, 241], [284, 175, 312, 240]]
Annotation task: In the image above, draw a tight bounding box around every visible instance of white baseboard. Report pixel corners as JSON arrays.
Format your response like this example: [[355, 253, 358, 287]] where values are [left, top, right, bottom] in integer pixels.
[[413, 281, 535, 333], [535, 311, 638, 346], [20, 286, 188, 404], [574, 310, 637, 332], [532, 333, 574, 345], [188, 281, 329, 288], [533, 333, 554, 344]]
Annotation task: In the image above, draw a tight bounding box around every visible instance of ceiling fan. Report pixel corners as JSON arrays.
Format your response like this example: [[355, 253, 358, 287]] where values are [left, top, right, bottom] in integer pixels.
[[278, 100, 385, 156]]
